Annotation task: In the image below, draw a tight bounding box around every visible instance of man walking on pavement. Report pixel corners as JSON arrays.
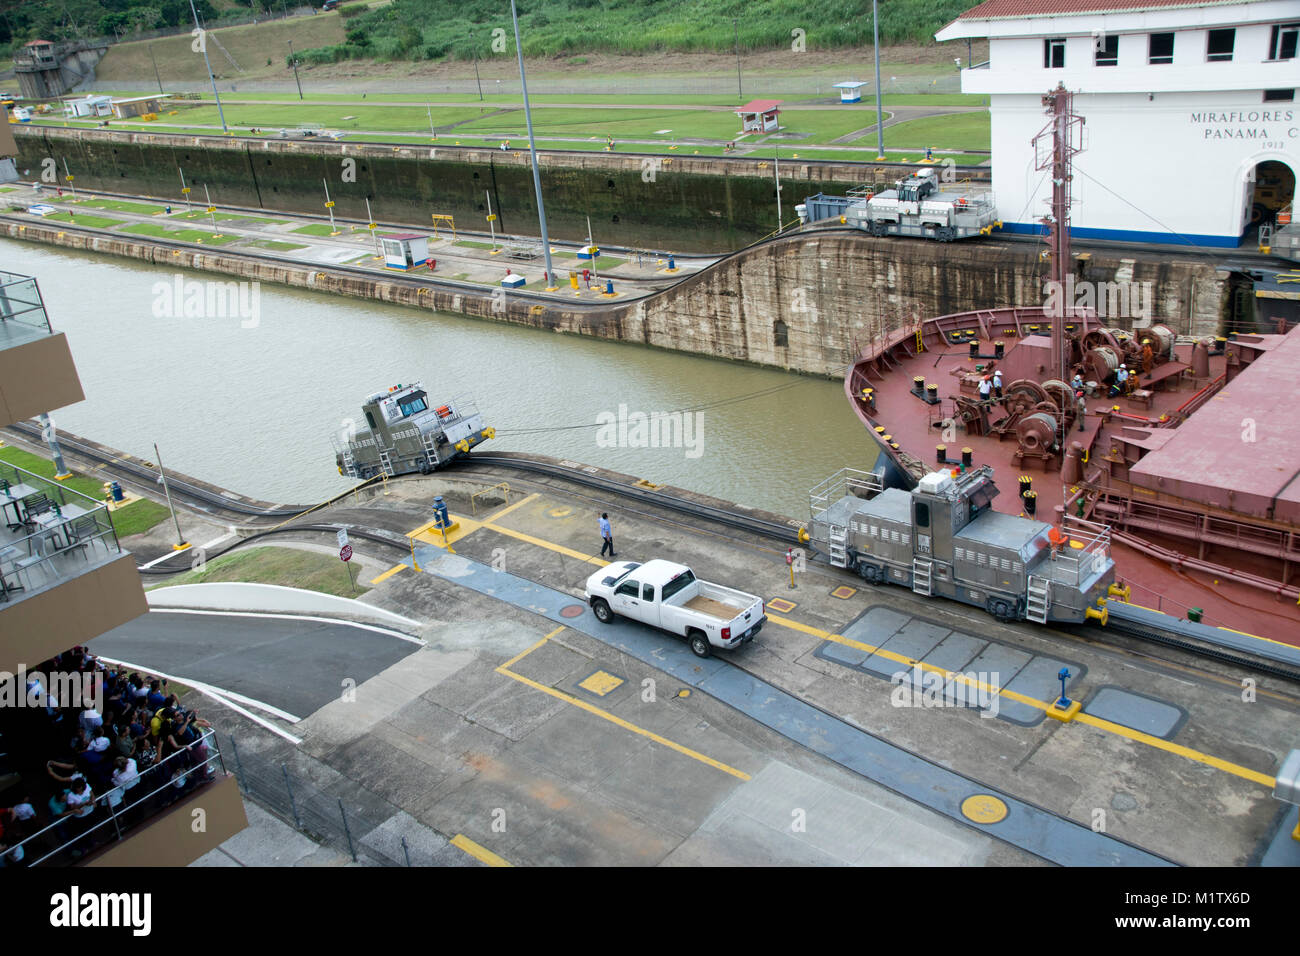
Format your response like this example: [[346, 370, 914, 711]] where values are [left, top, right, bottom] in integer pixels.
[[599, 513, 616, 558]]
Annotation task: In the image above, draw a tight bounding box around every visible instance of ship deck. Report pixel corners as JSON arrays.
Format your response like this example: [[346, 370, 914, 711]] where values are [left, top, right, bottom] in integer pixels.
[[844, 307, 1300, 643]]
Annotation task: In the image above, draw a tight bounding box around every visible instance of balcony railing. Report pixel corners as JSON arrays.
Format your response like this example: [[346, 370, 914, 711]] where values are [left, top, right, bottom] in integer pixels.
[[9, 729, 229, 866], [0, 273, 55, 352], [0, 461, 123, 605]]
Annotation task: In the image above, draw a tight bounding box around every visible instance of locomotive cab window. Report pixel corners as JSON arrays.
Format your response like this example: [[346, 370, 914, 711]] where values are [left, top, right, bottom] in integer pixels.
[[399, 394, 428, 417], [365, 411, 378, 430], [914, 502, 931, 528]]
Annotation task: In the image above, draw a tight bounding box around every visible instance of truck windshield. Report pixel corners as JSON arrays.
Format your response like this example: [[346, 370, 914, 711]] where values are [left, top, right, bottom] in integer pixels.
[[661, 570, 696, 602]]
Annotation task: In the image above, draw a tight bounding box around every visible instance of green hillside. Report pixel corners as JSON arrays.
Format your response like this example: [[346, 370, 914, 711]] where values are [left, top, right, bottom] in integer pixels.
[[290, 0, 970, 65]]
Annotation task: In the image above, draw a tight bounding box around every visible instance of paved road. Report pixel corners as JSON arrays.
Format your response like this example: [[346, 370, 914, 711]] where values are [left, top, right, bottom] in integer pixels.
[[90, 610, 420, 718]]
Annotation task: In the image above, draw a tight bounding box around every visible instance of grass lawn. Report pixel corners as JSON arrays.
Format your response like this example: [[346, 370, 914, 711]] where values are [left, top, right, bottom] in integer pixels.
[[0, 446, 171, 538], [551, 252, 623, 271], [74, 198, 167, 216], [868, 111, 991, 151], [46, 212, 125, 228], [119, 222, 238, 245], [149, 545, 369, 598], [247, 239, 309, 251], [453, 239, 498, 249], [291, 223, 341, 236], [170, 211, 288, 225]]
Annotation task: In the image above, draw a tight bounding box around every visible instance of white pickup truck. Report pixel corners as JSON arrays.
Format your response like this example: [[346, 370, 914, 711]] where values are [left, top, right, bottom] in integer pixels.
[[584, 559, 766, 658]]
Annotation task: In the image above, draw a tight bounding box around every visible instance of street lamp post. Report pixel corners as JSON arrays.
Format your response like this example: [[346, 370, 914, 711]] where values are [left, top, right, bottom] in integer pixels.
[[510, 0, 556, 290], [190, 0, 228, 134], [289, 39, 303, 100], [873, 0, 886, 161], [154, 443, 189, 551]]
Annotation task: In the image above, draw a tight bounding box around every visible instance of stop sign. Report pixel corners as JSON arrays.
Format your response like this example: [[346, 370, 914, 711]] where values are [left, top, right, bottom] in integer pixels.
[[340, 544, 353, 562]]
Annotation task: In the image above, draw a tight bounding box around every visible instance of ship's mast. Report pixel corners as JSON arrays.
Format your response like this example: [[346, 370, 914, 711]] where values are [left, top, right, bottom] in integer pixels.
[[1034, 83, 1084, 382]]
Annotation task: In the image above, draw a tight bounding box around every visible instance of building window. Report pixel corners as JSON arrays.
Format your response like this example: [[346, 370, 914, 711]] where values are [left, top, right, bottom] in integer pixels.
[[1094, 33, 1119, 66], [1149, 32, 1174, 64], [1206, 28, 1235, 61], [1269, 23, 1299, 60], [1263, 88, 1295, 102], [1044, 37, 1066, 68]]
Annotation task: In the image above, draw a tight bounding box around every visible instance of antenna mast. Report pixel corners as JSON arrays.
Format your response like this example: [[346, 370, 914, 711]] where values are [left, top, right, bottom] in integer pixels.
[[1033, 83, 1084, 382]]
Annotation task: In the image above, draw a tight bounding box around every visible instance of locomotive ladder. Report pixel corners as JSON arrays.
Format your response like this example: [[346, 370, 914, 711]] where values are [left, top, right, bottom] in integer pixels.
[[378, 449, 395, 477], [341, 449, 358, 478], [827, 525, 849, 568], [911, 557, 933, 596], [1026, 575, 1051, 623], [422, 433, 439, 467]]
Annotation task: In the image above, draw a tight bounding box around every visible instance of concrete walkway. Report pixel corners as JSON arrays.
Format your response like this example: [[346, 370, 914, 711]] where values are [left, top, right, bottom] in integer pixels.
[[404, 546, 1174, 867]]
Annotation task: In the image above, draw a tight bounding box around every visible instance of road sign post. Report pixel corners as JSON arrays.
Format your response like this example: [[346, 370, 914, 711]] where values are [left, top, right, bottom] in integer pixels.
[[339, 529, 355, 593]]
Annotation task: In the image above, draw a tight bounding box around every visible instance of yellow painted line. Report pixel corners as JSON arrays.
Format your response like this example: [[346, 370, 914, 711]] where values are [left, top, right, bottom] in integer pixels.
[[487, 491, 540, 523], [497, 665, 750, 780], [369, 562, 410, 585], [1074, 713, 1276, 787], [482, 521, 608, 567], [499, 625, 565, 670], [450, 833, 512, 867], [764, 612, 1273, 788]]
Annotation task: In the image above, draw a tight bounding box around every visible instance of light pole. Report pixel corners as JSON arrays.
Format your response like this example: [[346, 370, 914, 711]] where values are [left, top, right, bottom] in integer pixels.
[[149, 44, 164, 94], [511, 0, 556, 290], [154, 443, 189, 551], [733, 18, 742, 103], [190, 0, 228, 134], [289, 39, 303, 100], [872, 0, 886, 161]]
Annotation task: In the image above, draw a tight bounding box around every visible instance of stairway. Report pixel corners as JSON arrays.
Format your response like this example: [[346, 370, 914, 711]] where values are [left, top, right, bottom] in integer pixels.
[[1026, 575, 1051, 623], [828, 525, 848, 568], [378, 449, 395, 477], [911, 557, 932, 596]]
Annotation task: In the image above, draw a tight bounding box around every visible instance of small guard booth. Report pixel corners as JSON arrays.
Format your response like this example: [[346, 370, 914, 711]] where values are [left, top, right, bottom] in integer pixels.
[[833, 81, 866, 104], [379, 233, 432, 271], [736, 99, 782, 134]]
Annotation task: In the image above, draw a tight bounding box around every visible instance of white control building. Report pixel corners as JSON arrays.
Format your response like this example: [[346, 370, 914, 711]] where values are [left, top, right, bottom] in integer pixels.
[[937, 0, 1298, 247]]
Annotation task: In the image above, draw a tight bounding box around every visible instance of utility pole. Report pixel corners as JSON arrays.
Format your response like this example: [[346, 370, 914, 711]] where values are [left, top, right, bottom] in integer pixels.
[[733, 18, 742, 103], [288, 39, 303, 100], [511, 0, 556, 290], [153, 443, 189, 551], [149, 44, 164, 94], [473, 51, 484, 102], [872, 0, 886, 161], [190, 0, 228, 134], [774, 147, 782, 231]]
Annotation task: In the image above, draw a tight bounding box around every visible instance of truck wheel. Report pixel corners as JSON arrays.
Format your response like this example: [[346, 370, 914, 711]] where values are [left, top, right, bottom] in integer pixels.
[[688, 632, 711, 658], [591, 599, 613, 624]]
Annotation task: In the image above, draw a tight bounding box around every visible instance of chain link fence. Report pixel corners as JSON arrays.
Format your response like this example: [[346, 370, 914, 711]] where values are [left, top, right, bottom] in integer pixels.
[[226, 734, 421, 867]]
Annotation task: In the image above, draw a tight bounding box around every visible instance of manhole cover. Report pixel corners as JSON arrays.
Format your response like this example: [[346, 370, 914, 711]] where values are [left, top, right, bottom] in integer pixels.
[[961, 794, 1008, 824], [560, 604, 585, 618]]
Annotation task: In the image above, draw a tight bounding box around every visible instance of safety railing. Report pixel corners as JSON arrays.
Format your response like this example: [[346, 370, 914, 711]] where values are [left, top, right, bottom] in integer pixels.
[[0, 463, 123, 603], [0, 273, 54, 339], [12, 729, 227, 866], [1047, 514, 1114, 588], [809, 467, 883, 523]]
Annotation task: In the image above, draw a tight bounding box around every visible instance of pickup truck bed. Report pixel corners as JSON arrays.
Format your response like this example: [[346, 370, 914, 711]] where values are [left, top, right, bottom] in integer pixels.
[[684, 595, 739, 620]]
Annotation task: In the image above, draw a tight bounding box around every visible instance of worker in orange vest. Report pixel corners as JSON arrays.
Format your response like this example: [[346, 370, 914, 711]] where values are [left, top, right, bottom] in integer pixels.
[[1141, 339, 1154, 374]]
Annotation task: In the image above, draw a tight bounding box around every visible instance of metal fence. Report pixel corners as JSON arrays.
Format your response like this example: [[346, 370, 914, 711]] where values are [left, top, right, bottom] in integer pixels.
[[226, 735, 417, 866]]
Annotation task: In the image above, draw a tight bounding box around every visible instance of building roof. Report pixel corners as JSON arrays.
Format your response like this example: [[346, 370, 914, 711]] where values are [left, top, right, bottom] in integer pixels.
[[736, 99, 782, 114], [833, 81, 867, 89], [24, 40, 53, 46], [111, 95, 161, 104], [950, 0, 1241, 19], [379, 232, 427, 241]]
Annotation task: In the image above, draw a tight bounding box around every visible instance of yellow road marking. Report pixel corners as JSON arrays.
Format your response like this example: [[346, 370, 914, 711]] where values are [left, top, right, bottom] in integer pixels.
[[369, 563, 410, 585], [764, 612, 1276, 788], [487, 491, 540, 523], [499, 625, 566, 670], [450, 834, 512, 867], [482, 521, 608, 566], [496, 666, 750, 780]]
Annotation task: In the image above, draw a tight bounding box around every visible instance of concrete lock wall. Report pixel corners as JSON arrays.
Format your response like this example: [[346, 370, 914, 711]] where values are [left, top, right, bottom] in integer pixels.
[[12, 127, 990, 253], [0, 216, 1226, 378]]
